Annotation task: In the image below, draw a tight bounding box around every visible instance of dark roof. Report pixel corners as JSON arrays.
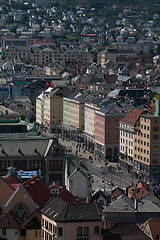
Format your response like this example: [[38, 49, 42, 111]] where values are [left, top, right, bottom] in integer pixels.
[[23, 176, 52, 208], [0, 136, 55, 157], [91, 189, 110, 203], [96, 102, 136, 115], [19, 209, 41, 229], [104, 194, 160, 213], [57, 187, 80, 204], [111, 187, 125, 200], [66, 158, 91, 178], [42, 197, 100, 222], [66, 91, 81, 100], [46, 87, 73, 97], [110, 223, 150, 240]]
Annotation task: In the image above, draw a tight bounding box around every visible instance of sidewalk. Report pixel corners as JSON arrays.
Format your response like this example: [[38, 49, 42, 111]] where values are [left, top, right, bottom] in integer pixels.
[[58, 137, 105, 169]]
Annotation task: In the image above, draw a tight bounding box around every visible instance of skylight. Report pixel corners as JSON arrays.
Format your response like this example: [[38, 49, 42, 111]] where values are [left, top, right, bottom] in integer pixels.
[[45, 208, 51, 213], [49, 210, 55, 215]]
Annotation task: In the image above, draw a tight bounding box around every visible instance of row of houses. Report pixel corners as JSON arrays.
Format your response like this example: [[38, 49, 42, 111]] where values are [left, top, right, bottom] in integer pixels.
[[4, 45, 91, 66], [36, 87, 137, 161], [36, 86, 160, 185]]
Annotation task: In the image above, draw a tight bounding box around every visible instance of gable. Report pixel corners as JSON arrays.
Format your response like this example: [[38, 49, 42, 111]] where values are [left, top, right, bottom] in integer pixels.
[[69, 170, 87, 181], [2, 185, 38, 218]]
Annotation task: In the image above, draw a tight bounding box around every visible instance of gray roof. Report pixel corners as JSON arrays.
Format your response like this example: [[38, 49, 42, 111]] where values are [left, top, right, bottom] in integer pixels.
[[104, 194, 160, 213], [66, 158, 91, 178], [96, 102, 136, 115], [0, 136, 55, 157], [42, 197, 100, 222], [46, 87, 73, 97]]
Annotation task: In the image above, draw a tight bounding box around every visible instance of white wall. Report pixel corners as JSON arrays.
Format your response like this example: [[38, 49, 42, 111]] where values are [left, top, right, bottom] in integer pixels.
[[85, 104, 95, 137], [69, 171, 91, 199], [0, 228, 18, 240]]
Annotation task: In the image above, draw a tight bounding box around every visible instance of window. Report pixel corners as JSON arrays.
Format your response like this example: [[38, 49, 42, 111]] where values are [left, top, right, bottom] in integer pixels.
[[21, 229, 26, 236], [147, 142, 149, 147], [84, 227, 89, 236], [2, 229, 6, 235], [144, 141, 146, 146], [94, 226, 100, 234], [153, 152, 158, 156], [77, 227, 82, 236], [153, 143, 159, 147], [156, 235, 159, 240], [147, 126, 149, 131], [153, 127, 159, 131], [141, 125, 143, 129], [147, 134, 149, 139], [35, 231, 38, 238], [58, 227, 63, 236], [153, 135, 159, 140], [45, 220, 48, 229]]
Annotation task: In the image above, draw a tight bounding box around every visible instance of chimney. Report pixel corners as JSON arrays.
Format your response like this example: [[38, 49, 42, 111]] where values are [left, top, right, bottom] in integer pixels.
[[155, 94, 160, 116], [134, 198, 138, 211]]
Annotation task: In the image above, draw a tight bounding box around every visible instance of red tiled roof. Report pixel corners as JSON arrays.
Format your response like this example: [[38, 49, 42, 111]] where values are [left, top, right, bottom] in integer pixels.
[[147, 103, 155, 114], [111, 187, 125, 199], [11, 184, 19, 189], [120, 109, 143, 125], [148, 218, 160, 239], [128, 182, 149, 200], [139, 218, 160, 239], [57, 187, 79, 204], [23, 176, 52, 208], [4, 174, 20, 185]]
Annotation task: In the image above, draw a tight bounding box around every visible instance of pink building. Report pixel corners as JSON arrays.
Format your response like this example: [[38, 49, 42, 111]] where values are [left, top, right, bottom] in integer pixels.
[[95, 101, 136, 161]]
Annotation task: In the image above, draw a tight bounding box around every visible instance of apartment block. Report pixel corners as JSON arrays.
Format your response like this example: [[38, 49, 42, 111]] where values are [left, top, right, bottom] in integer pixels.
[[134, 114, 160, 185], [133, 99, 160, 185], [4, 45, 91, 66], [42, 197, 101, 240], [119, 109, 143, 172], [95, 101, 136, 161], [36, 87, 73, 131], [62, 92, 99, 142]]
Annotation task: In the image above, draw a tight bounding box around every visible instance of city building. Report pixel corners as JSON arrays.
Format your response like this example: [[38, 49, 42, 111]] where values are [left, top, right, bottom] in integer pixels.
[[0, 136, 65, 186], [119, 109, 144, 172], [83, 99, 102, 151], [41, 197, 101, 240], [65, 157, 92, 200], [134, 110, 160, 185], [95, 101, 136, 161], [139, 218, 160, 240], [36, 87, 73, 132], [62, 92, 100, 142]]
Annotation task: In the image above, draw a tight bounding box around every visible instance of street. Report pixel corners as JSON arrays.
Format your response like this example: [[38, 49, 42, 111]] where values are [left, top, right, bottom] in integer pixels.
[[58, 136, 138, 191]]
